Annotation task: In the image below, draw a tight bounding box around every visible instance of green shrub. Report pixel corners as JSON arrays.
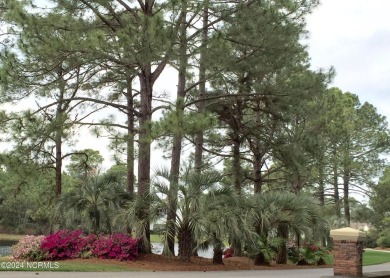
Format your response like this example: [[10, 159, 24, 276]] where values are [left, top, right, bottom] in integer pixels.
[[377, 229, 390, 248], [364, 230, 379, 248], [288, 245, 329, 265]]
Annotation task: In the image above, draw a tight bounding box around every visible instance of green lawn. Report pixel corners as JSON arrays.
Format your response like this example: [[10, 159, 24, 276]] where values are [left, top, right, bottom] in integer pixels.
[[0, 234, 24, 247], [0, 234, 24, 241], [1, 233, 163, 244], [0, 258, 141, 271], [325, 249, 390, 266], [363, 250, 390, 266], [1, 250, 390, 272], [3, 233, 390, 272]]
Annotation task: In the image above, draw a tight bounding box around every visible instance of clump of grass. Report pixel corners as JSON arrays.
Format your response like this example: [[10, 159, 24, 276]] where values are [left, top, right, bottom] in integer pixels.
[[363, 250, 390, 266], [0, 234, 25, 247]]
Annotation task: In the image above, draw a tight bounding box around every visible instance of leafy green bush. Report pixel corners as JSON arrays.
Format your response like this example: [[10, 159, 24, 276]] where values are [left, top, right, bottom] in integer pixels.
[[288, 245, 329, 265], [364, 230, 378, 248], [246, 236, 283, 265], [377, 229, 390, 248], [287, 246, 300, 263]]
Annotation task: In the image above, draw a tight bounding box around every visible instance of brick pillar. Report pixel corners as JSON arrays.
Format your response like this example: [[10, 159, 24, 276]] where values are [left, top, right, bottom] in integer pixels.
[[330, 227, 366, 277]]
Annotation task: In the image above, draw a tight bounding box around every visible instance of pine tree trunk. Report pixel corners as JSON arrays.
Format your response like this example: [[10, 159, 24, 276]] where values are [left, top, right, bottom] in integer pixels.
[[232, 136, 241, 193], [318, 159, 326, 246], [165, 133, 181, 255], [55, 134, 62, 198], [164, 1, 188, 256], [137, 67, 153, 253], [343, 167, 351, 226], [253, 107, 263, 194], [126, 77, 135, 197], [253, 155, 262, 194], [190, 4, 209, 257], [332, 147, 340, 217], [54, 69, 65, 199], [194, 3, 208, 173], [231, 136, 242, 256], [318, 159, 325, 206]]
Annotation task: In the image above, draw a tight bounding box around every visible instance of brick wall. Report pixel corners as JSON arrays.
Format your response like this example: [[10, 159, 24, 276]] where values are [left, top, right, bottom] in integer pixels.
[[332, 240, 364, 277]]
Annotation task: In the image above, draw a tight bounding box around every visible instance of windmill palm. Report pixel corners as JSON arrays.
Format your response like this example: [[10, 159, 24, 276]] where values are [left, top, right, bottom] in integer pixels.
[[274, 192, 326, 264], [194, 187, 254, 264], [152, 165, 231, 262], [120, 164, 245, 262], [245, 191, 326, 265], [55, 173, 129, 234]]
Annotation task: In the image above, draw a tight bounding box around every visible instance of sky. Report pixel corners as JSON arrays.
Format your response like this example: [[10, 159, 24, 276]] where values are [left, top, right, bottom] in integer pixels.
[[306, 0, 390, 120]]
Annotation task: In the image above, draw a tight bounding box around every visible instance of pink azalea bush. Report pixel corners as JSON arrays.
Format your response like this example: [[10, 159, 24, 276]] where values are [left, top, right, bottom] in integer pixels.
[[79, 234, 98, 258], [12, 230, 139, 261], [90, 233, 138, 261], [40, 230, 85, 260], [12, 235, 46, 260]]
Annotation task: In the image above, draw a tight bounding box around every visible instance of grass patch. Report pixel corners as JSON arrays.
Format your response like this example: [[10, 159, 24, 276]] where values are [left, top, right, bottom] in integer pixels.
[[363, 250, 390, 266], [0, 257, 141, 272], [150, 234, 162, 243], [1, 233, 164, 244], [0, 234, 24, 241], [150, 234, 179, 244], [325, 250, 390, 266], [0, 234, 24, 246]]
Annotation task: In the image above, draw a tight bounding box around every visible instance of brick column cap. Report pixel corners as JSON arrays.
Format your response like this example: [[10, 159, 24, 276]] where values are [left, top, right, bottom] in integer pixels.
[[330, 227, 367, 241]]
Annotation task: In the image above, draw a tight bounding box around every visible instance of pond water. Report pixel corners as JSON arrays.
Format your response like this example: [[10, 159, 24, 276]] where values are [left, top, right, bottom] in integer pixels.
[[0, 240, 17, 257], [151, 243, 213, 258], [0, 246, 12, 257]]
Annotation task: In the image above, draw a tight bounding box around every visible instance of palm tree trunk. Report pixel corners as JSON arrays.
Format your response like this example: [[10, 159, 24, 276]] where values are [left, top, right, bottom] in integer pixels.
[[213, 246, 224, 265], [276, 223, 289, 264], [254, 252, 268, 266], [178, 223, 193, 262]]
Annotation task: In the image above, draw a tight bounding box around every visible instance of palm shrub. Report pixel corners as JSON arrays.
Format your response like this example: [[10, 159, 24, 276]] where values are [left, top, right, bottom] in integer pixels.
[[275, 193, 327, 264], [55, 173, 130, 234], [244, 191, 326, 265], [194, 185, 248, 264], [246, 234, 284, 265], [152, 166, 232, 262], [245, 192, 285, 265], [119, 165, 245, 263], [116, 185, 161, 253]]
